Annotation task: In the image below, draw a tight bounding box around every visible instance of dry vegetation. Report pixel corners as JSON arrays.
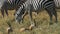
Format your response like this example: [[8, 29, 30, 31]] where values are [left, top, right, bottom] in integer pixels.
[[0, 9, 60, 34]]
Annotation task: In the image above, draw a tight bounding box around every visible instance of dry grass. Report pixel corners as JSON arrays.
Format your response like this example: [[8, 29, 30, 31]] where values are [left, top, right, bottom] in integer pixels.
[[0, 9, 60, 34]]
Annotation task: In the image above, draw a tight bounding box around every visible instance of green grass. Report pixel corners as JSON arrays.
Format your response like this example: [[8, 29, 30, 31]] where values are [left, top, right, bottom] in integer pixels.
[[0, 9, 60, 34]]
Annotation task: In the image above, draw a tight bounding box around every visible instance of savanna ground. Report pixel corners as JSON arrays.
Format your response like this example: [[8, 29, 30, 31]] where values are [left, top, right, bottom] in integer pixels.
[[0, 9, 60, 34]]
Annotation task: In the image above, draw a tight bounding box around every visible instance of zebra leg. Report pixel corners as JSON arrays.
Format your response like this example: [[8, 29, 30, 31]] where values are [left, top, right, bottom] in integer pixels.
[[53, 11, 58, 23], [5, 9, 8, 16], [45, 8, 53, 25], [51, 8, 58, 23], [1, 8, 4, 17]]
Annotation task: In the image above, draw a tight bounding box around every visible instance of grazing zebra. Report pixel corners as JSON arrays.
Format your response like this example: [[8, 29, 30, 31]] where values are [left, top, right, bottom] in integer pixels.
[[0, 0, 26, 17], [15, 0, 58, 26]]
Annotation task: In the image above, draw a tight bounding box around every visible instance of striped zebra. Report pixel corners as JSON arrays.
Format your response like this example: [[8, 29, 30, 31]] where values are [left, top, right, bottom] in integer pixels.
[[15, 0, 58, 26], [0, 0, 26, 17]]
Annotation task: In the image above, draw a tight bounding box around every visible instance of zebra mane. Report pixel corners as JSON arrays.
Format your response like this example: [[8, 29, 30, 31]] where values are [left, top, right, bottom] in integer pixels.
[[16, 3, 25, 17]]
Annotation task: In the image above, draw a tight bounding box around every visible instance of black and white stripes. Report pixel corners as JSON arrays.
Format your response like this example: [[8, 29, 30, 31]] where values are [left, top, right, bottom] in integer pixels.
[[1, 0, 26, 17], [16, 0, 55, 11], [15, 0, 57, 25]]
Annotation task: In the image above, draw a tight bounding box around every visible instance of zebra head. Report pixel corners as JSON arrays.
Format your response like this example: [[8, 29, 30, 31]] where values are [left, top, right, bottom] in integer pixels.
[[15, 5, 25, 23]]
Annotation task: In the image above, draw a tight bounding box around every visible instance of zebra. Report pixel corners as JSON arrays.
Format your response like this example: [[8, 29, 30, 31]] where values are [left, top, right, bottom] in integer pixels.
[[15, 0, 58, 26], [0, 0, 26, 17]]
